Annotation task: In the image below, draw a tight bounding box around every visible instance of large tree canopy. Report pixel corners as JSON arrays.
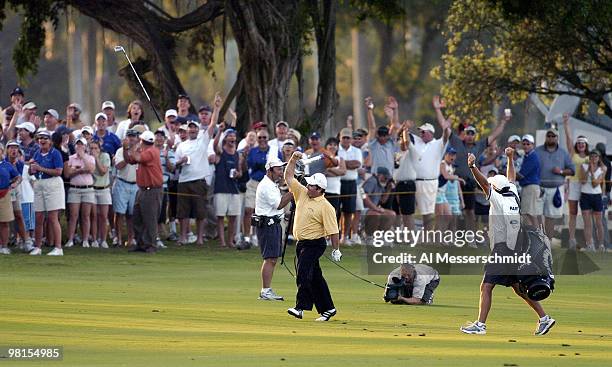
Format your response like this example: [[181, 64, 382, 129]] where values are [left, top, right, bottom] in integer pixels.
[[434, 0, 612, 126]]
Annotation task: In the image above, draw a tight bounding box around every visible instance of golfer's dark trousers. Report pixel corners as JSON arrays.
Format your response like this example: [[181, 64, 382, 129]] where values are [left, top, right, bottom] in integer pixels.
[[133, 187, 162, 248], [295, 238, 335, 313]]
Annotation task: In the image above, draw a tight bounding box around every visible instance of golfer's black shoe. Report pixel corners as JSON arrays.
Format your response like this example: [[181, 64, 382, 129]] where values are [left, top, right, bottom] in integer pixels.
[[287, 307, 303, 319], [315, 308, 336, 321]]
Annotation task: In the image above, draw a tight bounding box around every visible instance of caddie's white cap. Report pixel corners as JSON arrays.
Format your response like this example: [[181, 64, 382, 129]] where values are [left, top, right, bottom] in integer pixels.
[[487, 174, 511, 191], [101, 101, 115, 110], [305, 172, 328, 190], [418, 123, 435, 133], [265, 159, 286, 170]]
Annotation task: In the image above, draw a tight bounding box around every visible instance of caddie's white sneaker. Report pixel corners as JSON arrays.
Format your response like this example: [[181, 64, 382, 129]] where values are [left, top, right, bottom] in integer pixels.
[[534, 316, 556, 336], [315, 308, 337, 321], [47, 248, 64, 256], [29, 247, 42, 255], [460, 321, 486, 335], [259, 289, 284, 301]]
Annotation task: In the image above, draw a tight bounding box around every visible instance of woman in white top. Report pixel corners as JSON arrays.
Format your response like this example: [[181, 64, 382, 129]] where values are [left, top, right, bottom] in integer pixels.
[[579, 150, 607, 251], [115, 100, 148, 140], [323, 137, 346, 219]]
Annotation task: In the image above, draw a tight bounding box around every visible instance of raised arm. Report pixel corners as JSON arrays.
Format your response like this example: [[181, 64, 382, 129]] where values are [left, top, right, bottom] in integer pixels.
[[284, 151, 303, 187], [487, 114, 510, 145], [562, 113, 574, 154], [432, 96, 447, 130], [208, 92, 222, 138], [468, 153, 489, 194], [505, 147, 516, 182], [365, 97, 376, 141]]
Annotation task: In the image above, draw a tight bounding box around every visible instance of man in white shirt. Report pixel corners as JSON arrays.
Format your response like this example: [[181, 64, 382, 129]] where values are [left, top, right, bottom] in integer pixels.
[[174, 94, 219, 245], [255, 160, 293, 301], [411, 122, 449, 230], [112, 128, 140, 247], [268, 121, 289, 155], [461, 148, 556, 336], [337, 128, 363, 244]]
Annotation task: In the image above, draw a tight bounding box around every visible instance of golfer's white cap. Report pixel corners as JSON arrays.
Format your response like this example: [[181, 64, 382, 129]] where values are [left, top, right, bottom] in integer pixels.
[[487, 174, 511, 191], [165, 109, 178, 118], [265, 159, 286, 170], [95, 112, 108, 121], [101, 101, 115, 110], [418, 123, 435, 133], [305, 172, 328, 190], [140, 131, 155, 143]]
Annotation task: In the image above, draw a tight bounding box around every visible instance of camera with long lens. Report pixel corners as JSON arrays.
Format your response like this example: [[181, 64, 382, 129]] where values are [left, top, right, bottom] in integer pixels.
[[383, 277, 406, 302]]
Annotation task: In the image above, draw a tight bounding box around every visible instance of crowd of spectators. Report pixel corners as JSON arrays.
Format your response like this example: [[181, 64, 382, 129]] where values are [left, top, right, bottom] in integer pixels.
[[0, 86, 610, 256]]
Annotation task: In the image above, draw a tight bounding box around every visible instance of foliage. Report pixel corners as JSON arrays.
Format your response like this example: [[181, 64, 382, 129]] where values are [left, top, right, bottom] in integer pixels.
[[434, 0, 612, 128], [0, 0, 64, 81]]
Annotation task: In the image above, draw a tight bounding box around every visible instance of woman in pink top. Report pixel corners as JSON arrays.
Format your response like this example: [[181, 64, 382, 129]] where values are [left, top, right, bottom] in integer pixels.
[[64, 138, 96, 248]]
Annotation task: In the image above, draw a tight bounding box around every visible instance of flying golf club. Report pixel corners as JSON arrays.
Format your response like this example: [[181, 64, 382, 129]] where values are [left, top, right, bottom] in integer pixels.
[[114, 45, 162, 123]]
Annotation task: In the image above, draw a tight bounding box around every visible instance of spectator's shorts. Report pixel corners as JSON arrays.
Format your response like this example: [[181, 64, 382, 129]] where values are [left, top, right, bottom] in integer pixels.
[[67, 187, 96, 204], [112, 179, 138, 215], [520, 184, 543, 216], [0, 191, 15, 222], [568, 180, 582, 201], [416, 179, 438, 215], [94, 187, 112, 205], [395, 180, 416, 215], [177, 179, 207, 220], [340, 180, 357, 213], [461, 178, 476, 210], [34, 176, 66, 212], [542, 185, 564, 218], [580, 192, 604, 212], [214, 193, 241, 217], [244, 179, 260, 209]]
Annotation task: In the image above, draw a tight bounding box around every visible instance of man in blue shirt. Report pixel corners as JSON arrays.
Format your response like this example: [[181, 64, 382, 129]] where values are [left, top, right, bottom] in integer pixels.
[[517, 134, 541, 227], [535, 127, 575, 238], [93, 113, 122, 157]]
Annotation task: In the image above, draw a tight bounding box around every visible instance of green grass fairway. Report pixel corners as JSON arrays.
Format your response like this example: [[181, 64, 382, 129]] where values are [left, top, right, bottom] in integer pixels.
[[1, 244, 611, 366]]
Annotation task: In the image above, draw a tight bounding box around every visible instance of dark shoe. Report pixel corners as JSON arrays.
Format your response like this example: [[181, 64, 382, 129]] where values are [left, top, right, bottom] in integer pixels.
[[287, 307, 303, 319], [128, 245, 145, 253]]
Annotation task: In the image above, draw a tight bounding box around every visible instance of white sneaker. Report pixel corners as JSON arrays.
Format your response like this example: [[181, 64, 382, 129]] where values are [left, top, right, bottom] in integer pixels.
[[0, 247, 11, 255], [64, 239, 74, 248], [129, 239, 137, 246], [156, 239, 167, 249], [315, 308, 337, 321], [259, 289, 284, 301], [187, 233, 197, 244], [341, 237, 353, 246], [350, 235, 362, 245], [251, 235, 259, 247], [29, 247, 42, 255], [99, 241, 109, 249], [534, 316, 556, 336], [460, 321, 486, 335], [82, 240, 90, 248], [23, 243, 34, 253], [112, 237, 118, 246], [91, 240, 99, 248], [47, 248, 64, 256]]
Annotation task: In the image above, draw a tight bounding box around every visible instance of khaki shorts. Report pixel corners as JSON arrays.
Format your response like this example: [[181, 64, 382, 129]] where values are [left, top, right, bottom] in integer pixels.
[[177, 179, 207, 219], [214, 193, 241, 217], [0, 192, 15, 222], [416, 179, 438, 215], [520, 184, 543, 216], [244, 179, 260, 209], [67, 187, 96, 204], [94, 187, 112, 205], [34, 177, 66, 212], [542, 185, 564, 218]]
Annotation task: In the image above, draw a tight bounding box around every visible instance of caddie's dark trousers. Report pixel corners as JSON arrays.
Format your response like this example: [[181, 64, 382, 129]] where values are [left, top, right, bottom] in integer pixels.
[[133, 187, 162, 248], [295, 238, 335, 313]]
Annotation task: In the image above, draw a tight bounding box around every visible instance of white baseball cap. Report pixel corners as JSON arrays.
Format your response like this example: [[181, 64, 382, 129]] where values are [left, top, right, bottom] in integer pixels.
[[75, 137, 88, 146], [140, 131, 155, 143], [16, 122, 36, 133], [101, 101, 115, 110], [487, 174, 511, 191], [81, 125, 94, 135], [521, 134, 535, 144], [95, 112, 108, 121], [305, 172, 328, 190], [23, 102, 37, 110], [418, 123, 435, 133], [265, 160, 287, 170], [44, 109, 59, 120], [165, 109, 178, 118], [507, 135, 521, 143]]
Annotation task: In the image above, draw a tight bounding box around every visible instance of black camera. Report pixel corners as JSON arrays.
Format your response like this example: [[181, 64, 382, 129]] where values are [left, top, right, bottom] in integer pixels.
[[383, 277, 406, 302]]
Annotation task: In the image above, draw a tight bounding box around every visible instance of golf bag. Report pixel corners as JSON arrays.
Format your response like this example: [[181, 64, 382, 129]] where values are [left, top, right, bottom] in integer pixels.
[[515, 224, 555, 301]]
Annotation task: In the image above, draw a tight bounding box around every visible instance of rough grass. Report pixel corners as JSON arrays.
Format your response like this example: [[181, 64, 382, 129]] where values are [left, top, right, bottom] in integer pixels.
[[1, 244, 611, 366]]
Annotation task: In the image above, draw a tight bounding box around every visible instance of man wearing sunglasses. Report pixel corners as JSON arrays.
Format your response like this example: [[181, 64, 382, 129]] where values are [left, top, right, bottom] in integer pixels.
[[517, 134, 542, 227]]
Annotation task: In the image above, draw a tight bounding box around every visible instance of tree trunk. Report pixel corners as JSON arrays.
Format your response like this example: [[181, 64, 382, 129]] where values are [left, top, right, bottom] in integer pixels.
[[226, 0, 303, 127], [308, 0, 338, 134], [351, 27, 366, 129]]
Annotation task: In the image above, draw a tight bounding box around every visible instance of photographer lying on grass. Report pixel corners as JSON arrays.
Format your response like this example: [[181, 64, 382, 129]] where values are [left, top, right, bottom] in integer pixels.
[[384, 263, 440, 305]]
